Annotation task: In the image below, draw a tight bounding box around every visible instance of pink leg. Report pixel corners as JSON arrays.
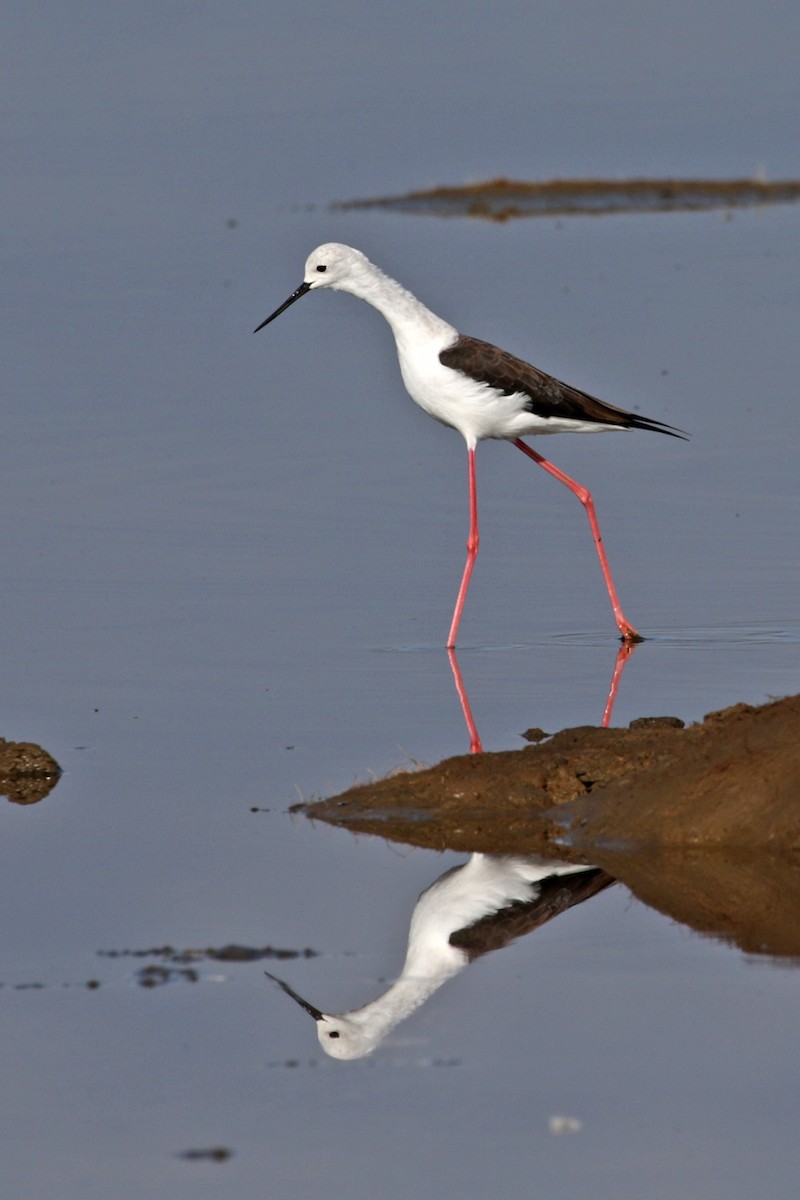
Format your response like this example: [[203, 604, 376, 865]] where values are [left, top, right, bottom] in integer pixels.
[[601, 641, 637, 726], [513, 438, 642, 642], [447, 446, 479, 649], [447, 648, 483, 753]]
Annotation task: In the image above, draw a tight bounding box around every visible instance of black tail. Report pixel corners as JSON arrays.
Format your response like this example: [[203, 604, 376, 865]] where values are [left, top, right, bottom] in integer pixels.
[[626, 413, 688, 440]]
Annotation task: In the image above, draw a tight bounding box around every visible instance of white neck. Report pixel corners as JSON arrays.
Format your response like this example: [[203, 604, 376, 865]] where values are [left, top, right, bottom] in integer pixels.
[[341, 942, 465, 1045], [336, 259, 457, 346]]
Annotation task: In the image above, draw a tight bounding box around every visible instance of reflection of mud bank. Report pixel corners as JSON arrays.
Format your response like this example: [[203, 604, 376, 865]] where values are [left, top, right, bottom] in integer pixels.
[[334, 177, 800, 221], [0, 738, 60, 805], [580, 846, 800, 960], [296, 695, 800, 856]]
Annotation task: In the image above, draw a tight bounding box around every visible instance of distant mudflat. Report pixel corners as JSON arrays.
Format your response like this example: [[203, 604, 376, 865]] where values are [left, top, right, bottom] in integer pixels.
[[333, 176, 800, 220]]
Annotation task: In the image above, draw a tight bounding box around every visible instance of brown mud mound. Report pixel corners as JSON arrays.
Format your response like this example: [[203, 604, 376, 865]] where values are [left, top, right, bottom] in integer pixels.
[[0, 738, 61, 805], [559, 696, 800, 853], [296, 695, 800, 856]]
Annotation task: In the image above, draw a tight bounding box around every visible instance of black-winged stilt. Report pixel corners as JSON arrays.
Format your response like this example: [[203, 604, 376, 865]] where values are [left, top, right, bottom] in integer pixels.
[[255, 243, 684, 645], [265, 853, 614, 1059]]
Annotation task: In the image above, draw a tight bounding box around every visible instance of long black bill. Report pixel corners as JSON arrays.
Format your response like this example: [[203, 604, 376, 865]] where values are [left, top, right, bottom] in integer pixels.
[[264, 970, 324, 1021], [254, 281, 312, 333]]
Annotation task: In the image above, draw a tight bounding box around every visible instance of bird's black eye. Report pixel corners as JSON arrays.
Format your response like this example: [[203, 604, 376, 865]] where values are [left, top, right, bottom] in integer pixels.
[[327, 1031, 340, 1039], [316, 264, 327, 273]]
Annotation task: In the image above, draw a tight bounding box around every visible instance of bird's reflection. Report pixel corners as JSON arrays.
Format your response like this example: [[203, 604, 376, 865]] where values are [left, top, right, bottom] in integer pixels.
[[266, 853, 614, 1059], [601, 641, 637, 726], [448, 641, 637, 754]]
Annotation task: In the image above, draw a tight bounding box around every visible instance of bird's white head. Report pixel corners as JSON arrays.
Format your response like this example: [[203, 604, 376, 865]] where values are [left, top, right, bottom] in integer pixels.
[[254, 243, 373, 333], [302, 243, 372, 291]]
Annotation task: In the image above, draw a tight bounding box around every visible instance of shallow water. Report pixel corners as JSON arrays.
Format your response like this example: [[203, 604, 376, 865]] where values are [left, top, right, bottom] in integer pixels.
[[3, 2, 800, 1197]]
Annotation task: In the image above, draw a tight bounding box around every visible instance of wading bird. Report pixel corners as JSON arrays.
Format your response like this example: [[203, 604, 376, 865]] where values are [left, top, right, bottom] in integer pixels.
[[255, 244, 683, 645]]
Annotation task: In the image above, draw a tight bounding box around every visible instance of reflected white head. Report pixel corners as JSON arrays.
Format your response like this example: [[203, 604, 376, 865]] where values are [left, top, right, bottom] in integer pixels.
[[265, 971, 381, 1060], [313, 1014, 381, 1061]]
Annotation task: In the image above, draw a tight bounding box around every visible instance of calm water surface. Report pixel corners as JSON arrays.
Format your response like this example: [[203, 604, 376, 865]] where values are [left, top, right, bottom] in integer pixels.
[[2, 2, 799, 1197]]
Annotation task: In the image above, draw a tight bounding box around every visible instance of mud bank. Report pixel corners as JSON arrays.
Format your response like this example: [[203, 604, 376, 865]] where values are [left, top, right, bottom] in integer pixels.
[[296, 695, 800, 856]]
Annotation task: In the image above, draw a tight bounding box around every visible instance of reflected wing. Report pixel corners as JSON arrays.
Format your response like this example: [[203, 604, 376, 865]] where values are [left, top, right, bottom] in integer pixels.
[[449, 867, 615, 962]]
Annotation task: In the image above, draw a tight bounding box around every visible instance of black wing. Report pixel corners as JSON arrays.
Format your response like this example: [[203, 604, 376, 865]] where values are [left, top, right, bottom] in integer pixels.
[[440, 334, 686, 437]]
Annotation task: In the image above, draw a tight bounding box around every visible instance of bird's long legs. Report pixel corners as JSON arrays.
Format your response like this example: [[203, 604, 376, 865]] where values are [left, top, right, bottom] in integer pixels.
[[512, 438, 641, 642], [447, 446, 479, 649], [447, 441, 641, 646]]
